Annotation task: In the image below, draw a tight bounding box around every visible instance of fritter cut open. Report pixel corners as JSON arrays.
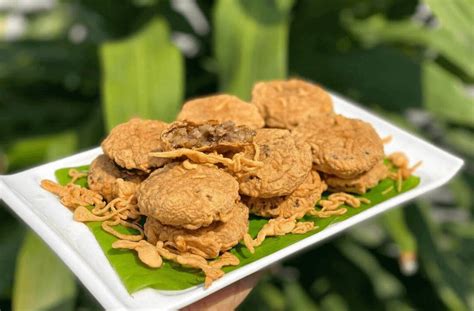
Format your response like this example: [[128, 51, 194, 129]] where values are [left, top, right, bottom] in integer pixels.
[[161, 120, 255, 152]]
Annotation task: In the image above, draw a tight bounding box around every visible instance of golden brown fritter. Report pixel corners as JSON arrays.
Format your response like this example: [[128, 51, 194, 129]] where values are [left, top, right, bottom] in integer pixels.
[[101, 118, 170, 172], [238, 129, 312, 198], [244, 170, 327, 219], [144, 203, 248, 259], [177, 94, 265, 129], [294, 114, 384, 178], [251, 79, 333, 129], [138, 163, 239, 230], [87, 154, 144, 202], [323, 161, 389, 194], [161, 120, 255, 153]]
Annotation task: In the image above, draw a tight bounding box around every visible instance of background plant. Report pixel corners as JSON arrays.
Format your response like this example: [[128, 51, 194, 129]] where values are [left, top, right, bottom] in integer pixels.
[[0, 0, 472, 310]]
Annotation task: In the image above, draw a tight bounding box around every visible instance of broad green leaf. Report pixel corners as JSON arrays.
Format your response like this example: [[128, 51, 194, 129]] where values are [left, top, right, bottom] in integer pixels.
[[101, 18, 183, 130], [342, 14, 474, 78], [282, 279, 319, 311], [382, 208, 417, 253], [54, 165, 419, 292], [12, 131, 78, 311], [337, 240, 404, 299], [12, 232, 77, 311], [424, 0, 474, 44], [422, 61, 474, 126], [6, 131, 78, 172], [407, 202, 471, 311], [214, 0, 294, 100], [445, 128, 474, 158]]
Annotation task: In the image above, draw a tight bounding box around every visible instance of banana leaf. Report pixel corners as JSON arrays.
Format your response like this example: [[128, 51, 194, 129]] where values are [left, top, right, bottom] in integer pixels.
[[101, 18, 183, 130], [53, 165, 419, 292], [214, 0, 294, 100]]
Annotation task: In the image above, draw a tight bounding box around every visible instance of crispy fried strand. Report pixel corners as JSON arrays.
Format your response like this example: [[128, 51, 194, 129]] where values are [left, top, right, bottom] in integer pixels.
[[68, 168, 88, 185], [150, 148, 263, 173], [112, 240, 162, 268], [244, 218, 315, 253], [209, 252, 240, 269], [155, 242, 224, 288]]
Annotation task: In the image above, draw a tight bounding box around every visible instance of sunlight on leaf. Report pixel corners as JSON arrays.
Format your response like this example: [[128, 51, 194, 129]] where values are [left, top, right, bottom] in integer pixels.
[[214, 0, 293, 100], [13, 232, 77, 311], [101, 18, 184, 130]]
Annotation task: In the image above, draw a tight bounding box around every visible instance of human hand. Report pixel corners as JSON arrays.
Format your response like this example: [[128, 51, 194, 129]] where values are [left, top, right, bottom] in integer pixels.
[[182, 272, 261, 311]]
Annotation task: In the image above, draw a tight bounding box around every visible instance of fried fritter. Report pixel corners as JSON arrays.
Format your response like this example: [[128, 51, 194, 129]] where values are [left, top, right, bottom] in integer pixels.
[[87, 154, 144, 202], [138, 163, 239, 229], [177, 94, 265, 129], [161, 120, 255, 152], [144, 203, 248, 259], [251, 79, 333, 129], [244, 170, 327, 219], [323, 161, 389, 194], [294, 114, 384, 178], [238, 129, 312, 198], [101, 118, 170, 172]]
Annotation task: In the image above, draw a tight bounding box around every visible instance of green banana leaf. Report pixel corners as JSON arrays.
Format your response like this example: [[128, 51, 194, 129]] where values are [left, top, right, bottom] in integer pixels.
[[422, 61, 474, 127], [54, 165, 419, 293], [214, 0, 294, 100], [342, 13, 474, 79], [101, 17, 183, 131]]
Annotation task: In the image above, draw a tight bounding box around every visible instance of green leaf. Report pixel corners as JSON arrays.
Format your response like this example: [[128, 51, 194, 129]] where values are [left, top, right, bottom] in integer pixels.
[[12, 232, 77, 311], [6, 131, 78, 172], [100, 18, 184, 131], [422, 61, 474, 126], [342, 13, 474, 78], [407, 202, 471, 311], [382, 208, 417, 253], [214, 0, 294, 100], [54, 164, 419, 292], [337, 240, 404, 300], [424, 0, 474, 44]]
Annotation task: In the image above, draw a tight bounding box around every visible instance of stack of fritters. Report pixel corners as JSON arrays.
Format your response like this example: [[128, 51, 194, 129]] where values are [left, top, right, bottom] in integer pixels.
[[251, 79, 388, 195], [82, 78, 392, 286]]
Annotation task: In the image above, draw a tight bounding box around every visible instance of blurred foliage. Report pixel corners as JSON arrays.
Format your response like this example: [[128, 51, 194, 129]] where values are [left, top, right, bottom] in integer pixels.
[[0, 0, 473, 310]]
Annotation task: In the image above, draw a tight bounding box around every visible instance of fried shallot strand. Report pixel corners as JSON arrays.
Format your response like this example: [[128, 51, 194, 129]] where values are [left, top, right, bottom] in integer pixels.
[[68, 168, 88, 184], [244, 217, 315, 254], [310, 192, 369, 218], [112, 240, 162, 268], [388, 152, 422, 192], [150, 148, 263, 173], [154, 242, 226, 288]]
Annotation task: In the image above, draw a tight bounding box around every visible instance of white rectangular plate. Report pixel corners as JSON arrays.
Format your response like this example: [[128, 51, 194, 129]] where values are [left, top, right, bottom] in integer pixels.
[[0, 93, 463, 310]]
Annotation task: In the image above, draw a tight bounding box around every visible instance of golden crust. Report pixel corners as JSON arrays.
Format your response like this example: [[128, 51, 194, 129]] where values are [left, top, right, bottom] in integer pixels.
[[244, 170, 327, 219], [177, 94, 265, 129], [144, 203, 248, 259], [101, 118, 170, 172], [87, 155, 144, 202], [238, 129, 312, 198], [294, 114, 384, 178], [324, 161, 389, 194], [251, 79, 333, 129], [138, 163, 239, 229]]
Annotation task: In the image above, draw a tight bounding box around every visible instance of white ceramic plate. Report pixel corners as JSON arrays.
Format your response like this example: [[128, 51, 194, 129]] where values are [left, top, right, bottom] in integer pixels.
[[0, 93, 463, 310]]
